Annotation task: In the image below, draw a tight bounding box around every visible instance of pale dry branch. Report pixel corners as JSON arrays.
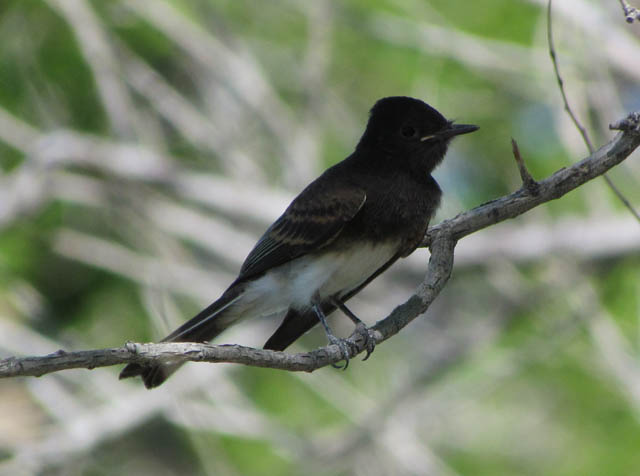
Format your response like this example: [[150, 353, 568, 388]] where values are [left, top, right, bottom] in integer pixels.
[[122, 0, 315, 185], [46, 0, 138, 138], [118, 46, 261, 180], [1, 111, 639, 380]]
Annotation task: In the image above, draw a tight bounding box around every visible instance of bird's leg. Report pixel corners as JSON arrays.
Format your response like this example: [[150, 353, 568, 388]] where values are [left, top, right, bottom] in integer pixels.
[[330, 298, 376, 360], [312, 303, 351, 369]]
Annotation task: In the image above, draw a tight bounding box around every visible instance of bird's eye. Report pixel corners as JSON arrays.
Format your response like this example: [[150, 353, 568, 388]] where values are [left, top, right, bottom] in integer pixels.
[[400, 126, 417, 138]]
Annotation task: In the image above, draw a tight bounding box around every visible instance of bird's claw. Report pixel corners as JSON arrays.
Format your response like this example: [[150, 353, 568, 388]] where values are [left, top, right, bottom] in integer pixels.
[[328, 324, 376, 369], [328, 335, 352, 370], [354, 322, 376, 361]]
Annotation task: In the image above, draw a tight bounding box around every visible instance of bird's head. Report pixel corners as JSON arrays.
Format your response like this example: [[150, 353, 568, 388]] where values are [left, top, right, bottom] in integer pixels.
[[357, 96, 478, 174]]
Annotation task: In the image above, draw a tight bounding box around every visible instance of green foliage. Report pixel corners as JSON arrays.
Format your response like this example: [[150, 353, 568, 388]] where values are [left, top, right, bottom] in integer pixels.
[[236, 367, 346, 429]]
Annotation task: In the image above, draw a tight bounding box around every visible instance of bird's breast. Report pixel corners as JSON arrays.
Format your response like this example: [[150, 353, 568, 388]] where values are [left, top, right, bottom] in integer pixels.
[[352, 172, 440, 253], [259, 239, 400, 309], [238, 240, 399, 316], [314, 240, 400, 301]]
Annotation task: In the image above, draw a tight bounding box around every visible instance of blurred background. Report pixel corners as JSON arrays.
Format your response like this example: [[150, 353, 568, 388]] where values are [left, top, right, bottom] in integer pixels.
[[1, 0, 639, 475]]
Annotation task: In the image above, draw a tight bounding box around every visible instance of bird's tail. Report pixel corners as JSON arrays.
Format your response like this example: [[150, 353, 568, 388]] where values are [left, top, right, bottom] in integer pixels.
[[119, 287, 243, 389]]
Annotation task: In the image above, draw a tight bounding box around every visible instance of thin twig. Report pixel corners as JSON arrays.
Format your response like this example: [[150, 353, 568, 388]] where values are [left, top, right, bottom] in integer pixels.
[[547, 0, 640, 223], [547, 0, 594, 152], [618, 0, 640, 23], [511, 138, 540, 195], [2, 111, 639, 380]]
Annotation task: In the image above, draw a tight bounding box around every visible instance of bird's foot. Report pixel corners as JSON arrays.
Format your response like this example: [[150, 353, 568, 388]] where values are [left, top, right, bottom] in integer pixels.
[[327, 334, 355, 370], [330, 298, 376, 361], [354, 322, 377, 361]]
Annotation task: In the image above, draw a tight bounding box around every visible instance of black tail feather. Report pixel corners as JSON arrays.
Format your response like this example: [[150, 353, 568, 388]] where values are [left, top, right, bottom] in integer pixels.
[[119, 361, 182, 389], [120, 286, 243, 388]]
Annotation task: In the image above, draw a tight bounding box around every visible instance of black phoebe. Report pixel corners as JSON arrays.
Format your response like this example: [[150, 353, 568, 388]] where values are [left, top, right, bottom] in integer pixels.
[[120, 96, 478, 388]]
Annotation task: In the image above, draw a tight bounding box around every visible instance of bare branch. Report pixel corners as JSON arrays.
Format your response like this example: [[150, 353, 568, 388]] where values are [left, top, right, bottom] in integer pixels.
[[425, 115, 640, 245], [511, 138, 540, 195], [547, 0, 640, 223], [1, 111, 639, 380], [611, 112, 640, 132], [618, 0, 640, 23]]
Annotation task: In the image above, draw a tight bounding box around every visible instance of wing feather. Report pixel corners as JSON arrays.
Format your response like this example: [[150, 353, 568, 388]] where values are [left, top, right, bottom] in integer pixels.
[[237, 176, 366, 281]]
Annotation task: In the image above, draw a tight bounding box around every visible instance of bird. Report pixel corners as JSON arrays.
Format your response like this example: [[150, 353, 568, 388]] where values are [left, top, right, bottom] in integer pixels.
[[120, 96, 478, 388]]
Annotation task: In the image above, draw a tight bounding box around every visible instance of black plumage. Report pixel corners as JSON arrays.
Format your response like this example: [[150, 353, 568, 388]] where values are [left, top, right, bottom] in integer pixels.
[[120, 96, 478, 388]]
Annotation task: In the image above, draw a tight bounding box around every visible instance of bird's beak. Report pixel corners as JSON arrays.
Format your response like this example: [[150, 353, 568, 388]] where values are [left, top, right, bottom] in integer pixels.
[[420, 123, 479, 142]]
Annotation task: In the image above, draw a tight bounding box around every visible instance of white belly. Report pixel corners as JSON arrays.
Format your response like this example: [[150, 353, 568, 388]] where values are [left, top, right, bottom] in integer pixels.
[[238, 241, 399, 318]]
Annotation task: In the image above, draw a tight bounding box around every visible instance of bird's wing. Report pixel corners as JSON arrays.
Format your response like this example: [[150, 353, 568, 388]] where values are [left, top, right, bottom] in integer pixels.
[[237, 178, 366, 282]]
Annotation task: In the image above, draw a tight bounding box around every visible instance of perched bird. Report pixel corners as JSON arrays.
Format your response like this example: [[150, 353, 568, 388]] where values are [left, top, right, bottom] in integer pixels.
[[120, 96, 478, 388]]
